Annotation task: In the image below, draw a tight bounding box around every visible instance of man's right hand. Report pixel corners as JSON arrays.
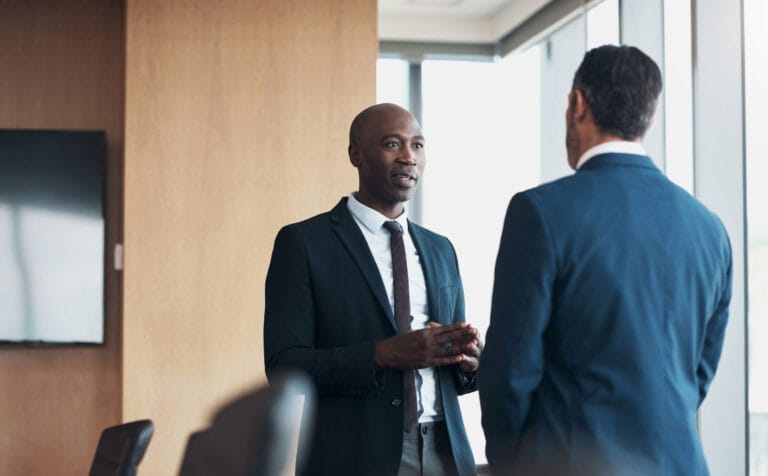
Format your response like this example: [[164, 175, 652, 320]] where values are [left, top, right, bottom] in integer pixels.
[[373, 322, 478, 370]]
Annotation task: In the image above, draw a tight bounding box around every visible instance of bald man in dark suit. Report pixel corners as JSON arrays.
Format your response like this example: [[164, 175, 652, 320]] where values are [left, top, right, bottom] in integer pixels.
[[265, 104, 481, 476]]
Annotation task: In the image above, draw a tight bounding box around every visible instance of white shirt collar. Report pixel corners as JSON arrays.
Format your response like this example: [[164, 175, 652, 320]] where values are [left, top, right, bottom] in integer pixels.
[[576, 140, 647, 169], [347, 192, 409, 234]]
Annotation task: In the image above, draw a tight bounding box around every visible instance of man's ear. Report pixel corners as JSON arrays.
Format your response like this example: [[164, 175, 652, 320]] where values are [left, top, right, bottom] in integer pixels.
[[571, 89, 589, 122], [348, 143, 361, 167]]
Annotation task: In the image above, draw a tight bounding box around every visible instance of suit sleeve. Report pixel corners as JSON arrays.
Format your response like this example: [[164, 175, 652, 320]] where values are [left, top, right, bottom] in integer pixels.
[[264, 226, 383, 398], [479, 192, 557, 469], [446, 240, 477, 395], [696, 231, 733, 406]]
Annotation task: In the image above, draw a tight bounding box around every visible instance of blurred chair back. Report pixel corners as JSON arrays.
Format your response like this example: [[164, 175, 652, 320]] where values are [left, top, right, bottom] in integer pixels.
[[89, 419, 154, 476], [178, 371, 315, 476]]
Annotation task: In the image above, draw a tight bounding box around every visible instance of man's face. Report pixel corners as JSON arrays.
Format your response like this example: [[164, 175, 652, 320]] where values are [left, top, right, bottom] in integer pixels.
[[350, 107, 426, 216]]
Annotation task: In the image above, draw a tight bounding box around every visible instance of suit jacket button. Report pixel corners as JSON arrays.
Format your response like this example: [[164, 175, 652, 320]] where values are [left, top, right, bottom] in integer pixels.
[[391, 398, 402, 407]]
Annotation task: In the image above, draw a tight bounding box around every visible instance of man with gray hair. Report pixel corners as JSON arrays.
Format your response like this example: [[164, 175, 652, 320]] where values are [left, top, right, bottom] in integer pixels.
[[480, 45, 732, 476]]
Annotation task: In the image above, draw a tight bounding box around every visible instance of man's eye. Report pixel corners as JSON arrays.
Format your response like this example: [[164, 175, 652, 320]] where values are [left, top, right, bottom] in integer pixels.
[[386, 141, 400, 149], [414, 143, 424, 150]]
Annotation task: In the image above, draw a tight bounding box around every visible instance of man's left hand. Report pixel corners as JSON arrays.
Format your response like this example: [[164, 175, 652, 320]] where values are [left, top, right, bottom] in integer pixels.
[[427, 322, 481, 373]]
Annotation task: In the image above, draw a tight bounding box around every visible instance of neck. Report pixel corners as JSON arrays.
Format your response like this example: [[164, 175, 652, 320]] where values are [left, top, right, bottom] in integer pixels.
[[573, 131, 642, 166], [354, 192, 406, 219], [579, 133, 641, 157]]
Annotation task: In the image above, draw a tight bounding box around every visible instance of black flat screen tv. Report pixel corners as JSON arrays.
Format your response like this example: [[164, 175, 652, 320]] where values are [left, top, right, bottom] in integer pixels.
[[0, 129, 105, 344]]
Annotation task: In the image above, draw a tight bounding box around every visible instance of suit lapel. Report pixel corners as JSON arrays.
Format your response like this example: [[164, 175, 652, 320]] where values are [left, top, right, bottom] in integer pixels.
[[408, 221, 443, 324], [330, 199, 397, 331]]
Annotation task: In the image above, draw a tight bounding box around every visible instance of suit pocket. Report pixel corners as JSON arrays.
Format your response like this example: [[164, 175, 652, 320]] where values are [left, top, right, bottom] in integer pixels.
[[438, 285, 456, 323]]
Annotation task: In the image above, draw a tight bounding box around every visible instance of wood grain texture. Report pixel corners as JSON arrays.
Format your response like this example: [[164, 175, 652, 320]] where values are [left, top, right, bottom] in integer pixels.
[[0, 1, 125, 474], [123, 0, 376, 473]]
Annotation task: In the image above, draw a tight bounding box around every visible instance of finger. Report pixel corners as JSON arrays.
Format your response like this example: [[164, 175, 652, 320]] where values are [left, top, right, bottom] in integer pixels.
[[430, 354, 464, 367], [454, 326, 478, 338], [433, 327, 468, 343], [435, 328, 477, 346], [427, 321, 441, 329], [475, 335, 484, 350], [460, 342, 481, 357], [449, 343, 477, 358], [451, 323, 479, 336], [430, 339, 463, 356], [459, 356, 479, 373], [429, 322, 469, 335], [442, 341, 464, 356]]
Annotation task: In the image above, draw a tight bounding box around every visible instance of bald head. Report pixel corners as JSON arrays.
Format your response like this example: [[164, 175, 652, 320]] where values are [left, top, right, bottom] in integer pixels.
[[346, 103, 425, 219], [349, 103, 419, 147]]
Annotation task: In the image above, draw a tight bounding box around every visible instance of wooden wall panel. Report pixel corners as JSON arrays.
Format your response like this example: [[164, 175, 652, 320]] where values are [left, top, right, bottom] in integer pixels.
[[0, 1, 125, 475], [123, 0, 377, 473]]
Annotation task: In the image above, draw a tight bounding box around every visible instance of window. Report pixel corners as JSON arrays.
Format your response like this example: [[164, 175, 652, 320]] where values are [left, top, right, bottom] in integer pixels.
[[539, 14, 586, 181], [587, 0, 619, 49], [662, 0, 694, 193], [539, 0, 618, 182], [745, 0, 768, 473], [420, 51, 541, 463], [378, 49, 542, 464], [376, 58, 410, 109], [376, 0, 621, 464]]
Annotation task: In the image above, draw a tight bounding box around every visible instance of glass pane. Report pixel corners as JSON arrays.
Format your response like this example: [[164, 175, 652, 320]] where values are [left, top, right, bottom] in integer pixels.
[[376, 58, 410, 108], [420, 48, 541, 464], [662, 0, 694, 193], [587, 0, 619, 49], [540, 15, 586, 182], [745, 0, 768, 473]]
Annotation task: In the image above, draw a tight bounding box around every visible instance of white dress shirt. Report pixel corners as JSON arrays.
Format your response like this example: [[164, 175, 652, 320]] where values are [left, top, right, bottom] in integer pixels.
[[347, 192, 443, 422], [575, 140, 647, 169]]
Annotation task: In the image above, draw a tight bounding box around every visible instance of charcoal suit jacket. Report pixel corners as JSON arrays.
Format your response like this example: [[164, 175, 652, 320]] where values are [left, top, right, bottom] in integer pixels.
[[265, 197, 477, 476]]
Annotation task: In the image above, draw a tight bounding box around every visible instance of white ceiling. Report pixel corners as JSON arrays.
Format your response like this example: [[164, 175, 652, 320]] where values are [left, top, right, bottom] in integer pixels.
[[379, 0, 519, 17], [378, 0, 551, 44]]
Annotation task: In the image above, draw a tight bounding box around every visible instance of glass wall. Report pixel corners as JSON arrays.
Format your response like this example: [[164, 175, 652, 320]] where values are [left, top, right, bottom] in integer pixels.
[[376, 0, 621, 465], [420, 51, 541, 463], [376, 0, 756, 471], [587, 0, 619, 49], [540, 0, 619, 182], [376, 58, 410, 108], [539, 15, 586, 181], [378, 50, 542, 464], [745, 0, 768, 473], [662, 0, 694, 193]]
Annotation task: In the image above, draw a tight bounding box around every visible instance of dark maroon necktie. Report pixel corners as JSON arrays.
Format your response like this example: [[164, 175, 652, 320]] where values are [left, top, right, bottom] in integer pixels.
[[383, 220, 418, 433]]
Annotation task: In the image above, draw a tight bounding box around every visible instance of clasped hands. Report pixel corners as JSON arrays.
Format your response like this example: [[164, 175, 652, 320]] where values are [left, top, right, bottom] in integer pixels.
[[374, 322, 481, 374]]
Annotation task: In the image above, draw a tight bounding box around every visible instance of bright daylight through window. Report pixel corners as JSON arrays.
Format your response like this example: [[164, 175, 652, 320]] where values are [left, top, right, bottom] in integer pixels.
[[745, 0, 768, 473], [377, 0, 766, 471], [375, 0, 621, 464]]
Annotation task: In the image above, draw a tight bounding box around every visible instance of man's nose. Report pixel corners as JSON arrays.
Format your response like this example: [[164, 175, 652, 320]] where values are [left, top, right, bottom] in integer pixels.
[[399, 145, 417, 164]]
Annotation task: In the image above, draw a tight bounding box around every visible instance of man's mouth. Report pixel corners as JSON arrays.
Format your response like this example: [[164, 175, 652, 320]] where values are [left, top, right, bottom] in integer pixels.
[[392, 172, 417, 186]]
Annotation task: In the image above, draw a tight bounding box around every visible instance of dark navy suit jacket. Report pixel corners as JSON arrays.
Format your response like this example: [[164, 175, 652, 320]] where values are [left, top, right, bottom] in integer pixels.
[[265, 198, 477, 476], [480, 154, 732, 476]]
